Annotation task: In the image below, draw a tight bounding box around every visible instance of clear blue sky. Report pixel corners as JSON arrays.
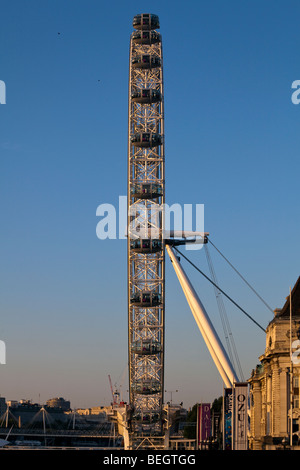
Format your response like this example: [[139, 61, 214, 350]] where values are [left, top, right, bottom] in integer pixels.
[[0, 0, 299, 409]]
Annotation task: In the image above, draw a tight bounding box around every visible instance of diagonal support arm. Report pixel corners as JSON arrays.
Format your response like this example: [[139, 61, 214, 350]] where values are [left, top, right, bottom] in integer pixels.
[[166, 245, 238, 388]]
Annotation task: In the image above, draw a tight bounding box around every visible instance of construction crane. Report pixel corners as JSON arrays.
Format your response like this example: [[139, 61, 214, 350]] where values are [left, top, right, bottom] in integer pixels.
[[108, 375, 120, 407]]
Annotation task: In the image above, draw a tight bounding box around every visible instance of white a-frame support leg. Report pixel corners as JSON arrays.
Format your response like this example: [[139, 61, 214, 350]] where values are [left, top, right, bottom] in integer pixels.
[[166, 245, 238, 388]]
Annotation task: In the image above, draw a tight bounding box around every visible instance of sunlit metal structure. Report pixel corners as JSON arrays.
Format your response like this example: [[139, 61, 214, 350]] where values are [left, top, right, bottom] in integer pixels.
[[125, 13, 241, 452], [126, 13, 165, 449]]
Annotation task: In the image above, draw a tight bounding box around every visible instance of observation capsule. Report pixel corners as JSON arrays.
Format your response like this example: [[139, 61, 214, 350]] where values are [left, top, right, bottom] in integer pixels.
[[132, 412, 160, 423], [130, 291, 162, 307], [132, 55, 161, 69], [132, 30, 161, 45], [131, 339, 162, 355], [131, 89, 161, 104], [131, 182, 163, 199], [130, 238, 162, 253], [131, 132, 162, 148], [132, 379, 161, 395], [132, 13, 160, 31]]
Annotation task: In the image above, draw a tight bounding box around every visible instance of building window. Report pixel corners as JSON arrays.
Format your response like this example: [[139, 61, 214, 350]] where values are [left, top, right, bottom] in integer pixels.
[[293, 375, 299, 409]]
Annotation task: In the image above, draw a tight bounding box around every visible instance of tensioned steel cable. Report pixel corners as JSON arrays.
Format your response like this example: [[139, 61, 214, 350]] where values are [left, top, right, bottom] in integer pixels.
[[173, 246, 266, 333], [208, 239, 274, 314], [204, 244, 245, 381]]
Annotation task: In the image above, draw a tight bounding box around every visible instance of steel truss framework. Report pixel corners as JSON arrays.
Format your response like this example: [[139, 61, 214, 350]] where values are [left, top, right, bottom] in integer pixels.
[[127, 13, 165, 449]]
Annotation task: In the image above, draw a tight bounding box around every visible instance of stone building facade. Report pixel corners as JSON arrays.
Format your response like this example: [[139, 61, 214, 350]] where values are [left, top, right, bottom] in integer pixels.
[[46, 397, 71, 411], [248, 277, 300, 450]]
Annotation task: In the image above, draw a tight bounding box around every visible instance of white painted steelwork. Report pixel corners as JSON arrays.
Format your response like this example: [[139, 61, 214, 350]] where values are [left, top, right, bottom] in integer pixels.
[[166, 245, 238, 388]]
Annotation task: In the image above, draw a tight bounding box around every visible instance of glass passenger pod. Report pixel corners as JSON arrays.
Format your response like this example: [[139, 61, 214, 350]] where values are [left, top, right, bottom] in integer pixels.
[[131, 88, 161, 104], [131, 133, 162, 148], [131, 182, 163, 199], [130, 238, 162, 253], [132, 13, 160, 31], [131, 339, 162, 355], [132, 379, 161, 395], [132, 412, 161, 423], [130, 291, 162, 307], [132, 30, 161, 45], [132, 55, 161, 69]]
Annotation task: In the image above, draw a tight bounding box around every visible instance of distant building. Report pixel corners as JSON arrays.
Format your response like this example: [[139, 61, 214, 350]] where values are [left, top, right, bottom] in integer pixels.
[[75, 408, 91, 416], [46, 397, 70, 411], [8, 400, 70, 426], [6, 400, 18, 408], [75, 406, 107, 421], [248, 277, 300, 450]]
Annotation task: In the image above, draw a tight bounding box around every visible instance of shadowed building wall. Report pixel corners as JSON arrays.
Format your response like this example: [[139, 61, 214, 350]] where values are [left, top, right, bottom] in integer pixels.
[[248, 277, 300, 450]]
